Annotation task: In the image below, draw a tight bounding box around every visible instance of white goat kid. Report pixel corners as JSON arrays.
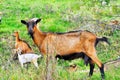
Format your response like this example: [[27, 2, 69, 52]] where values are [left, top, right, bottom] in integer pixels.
[[17, 48, 42, 68]]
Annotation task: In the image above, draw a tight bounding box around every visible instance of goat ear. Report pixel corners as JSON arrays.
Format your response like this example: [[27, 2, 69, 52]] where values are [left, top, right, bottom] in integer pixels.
[[36, 18, 41, 24], [21, 20, 27, 25]]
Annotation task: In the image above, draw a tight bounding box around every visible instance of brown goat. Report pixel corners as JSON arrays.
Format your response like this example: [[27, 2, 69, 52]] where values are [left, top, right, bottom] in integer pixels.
[[13, 32, 34, 60], [21, 18, 109, 79]]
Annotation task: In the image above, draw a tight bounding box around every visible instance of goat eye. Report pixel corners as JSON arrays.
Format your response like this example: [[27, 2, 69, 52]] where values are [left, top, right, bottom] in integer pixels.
[[32, 24, 35, 28], [26, 24, 29, 27], [32, 25, 34, 28]]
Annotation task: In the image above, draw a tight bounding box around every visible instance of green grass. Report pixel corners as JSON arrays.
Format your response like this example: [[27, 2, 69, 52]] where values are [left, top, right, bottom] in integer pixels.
[[0, 0, 120, 80]]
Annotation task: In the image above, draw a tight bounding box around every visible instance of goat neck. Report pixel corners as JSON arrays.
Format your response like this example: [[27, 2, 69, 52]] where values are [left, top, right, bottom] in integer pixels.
[[15, 33, 21, 42], [32, 26, 46, 48]]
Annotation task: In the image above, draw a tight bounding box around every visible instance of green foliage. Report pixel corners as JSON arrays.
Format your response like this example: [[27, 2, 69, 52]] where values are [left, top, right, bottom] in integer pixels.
[[0, 0, 120, 80]]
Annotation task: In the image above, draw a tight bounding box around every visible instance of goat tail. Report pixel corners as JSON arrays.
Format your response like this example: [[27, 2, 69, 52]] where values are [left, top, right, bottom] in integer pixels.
[[38, 55, 42, 58], [95, 37, 110, 47]]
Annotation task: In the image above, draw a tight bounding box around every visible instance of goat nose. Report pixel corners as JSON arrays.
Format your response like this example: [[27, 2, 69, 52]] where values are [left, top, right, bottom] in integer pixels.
[[28, 29, 33, 34]]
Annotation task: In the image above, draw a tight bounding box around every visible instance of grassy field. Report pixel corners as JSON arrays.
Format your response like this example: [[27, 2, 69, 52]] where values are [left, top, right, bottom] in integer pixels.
[[0, 0, 120, 80]]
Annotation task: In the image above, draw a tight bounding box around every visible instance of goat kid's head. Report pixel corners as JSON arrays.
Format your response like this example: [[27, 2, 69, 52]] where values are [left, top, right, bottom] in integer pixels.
[[13, 48, 21, 60], [21, 18, 41, 37], [17, 48, 22, 55], [13, 31, 19, 37], [13, 48, 22, 60]]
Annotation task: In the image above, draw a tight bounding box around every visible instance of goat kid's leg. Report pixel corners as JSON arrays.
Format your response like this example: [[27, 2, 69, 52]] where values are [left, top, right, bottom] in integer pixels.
[[20, 63, 24, 68]]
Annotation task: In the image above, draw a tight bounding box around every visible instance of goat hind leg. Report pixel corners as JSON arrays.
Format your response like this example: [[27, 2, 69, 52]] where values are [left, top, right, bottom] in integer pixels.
[[89, 55, 105, 79], [33, 59, 39, 69], [89, 60, 95, 77], [84, 55, 89, 66], [20, 63, 24, 68], [100, 64, 105, 80]]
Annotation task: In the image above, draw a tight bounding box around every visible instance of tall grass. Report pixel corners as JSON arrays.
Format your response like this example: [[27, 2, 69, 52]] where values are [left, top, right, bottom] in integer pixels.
[[0, 0, 120, 80]]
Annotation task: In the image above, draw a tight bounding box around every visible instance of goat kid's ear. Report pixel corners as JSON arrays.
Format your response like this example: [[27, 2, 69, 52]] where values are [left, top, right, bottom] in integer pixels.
[[21, 20, 27, 25], [36, 18, 41, 24]]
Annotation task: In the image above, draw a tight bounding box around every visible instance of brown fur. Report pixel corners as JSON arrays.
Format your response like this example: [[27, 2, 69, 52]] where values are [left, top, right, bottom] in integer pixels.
[[34, 30, 102, 67], [21, 18, 106, 79], [21, 19, 102, 67], [13, 32, 33, 54]]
